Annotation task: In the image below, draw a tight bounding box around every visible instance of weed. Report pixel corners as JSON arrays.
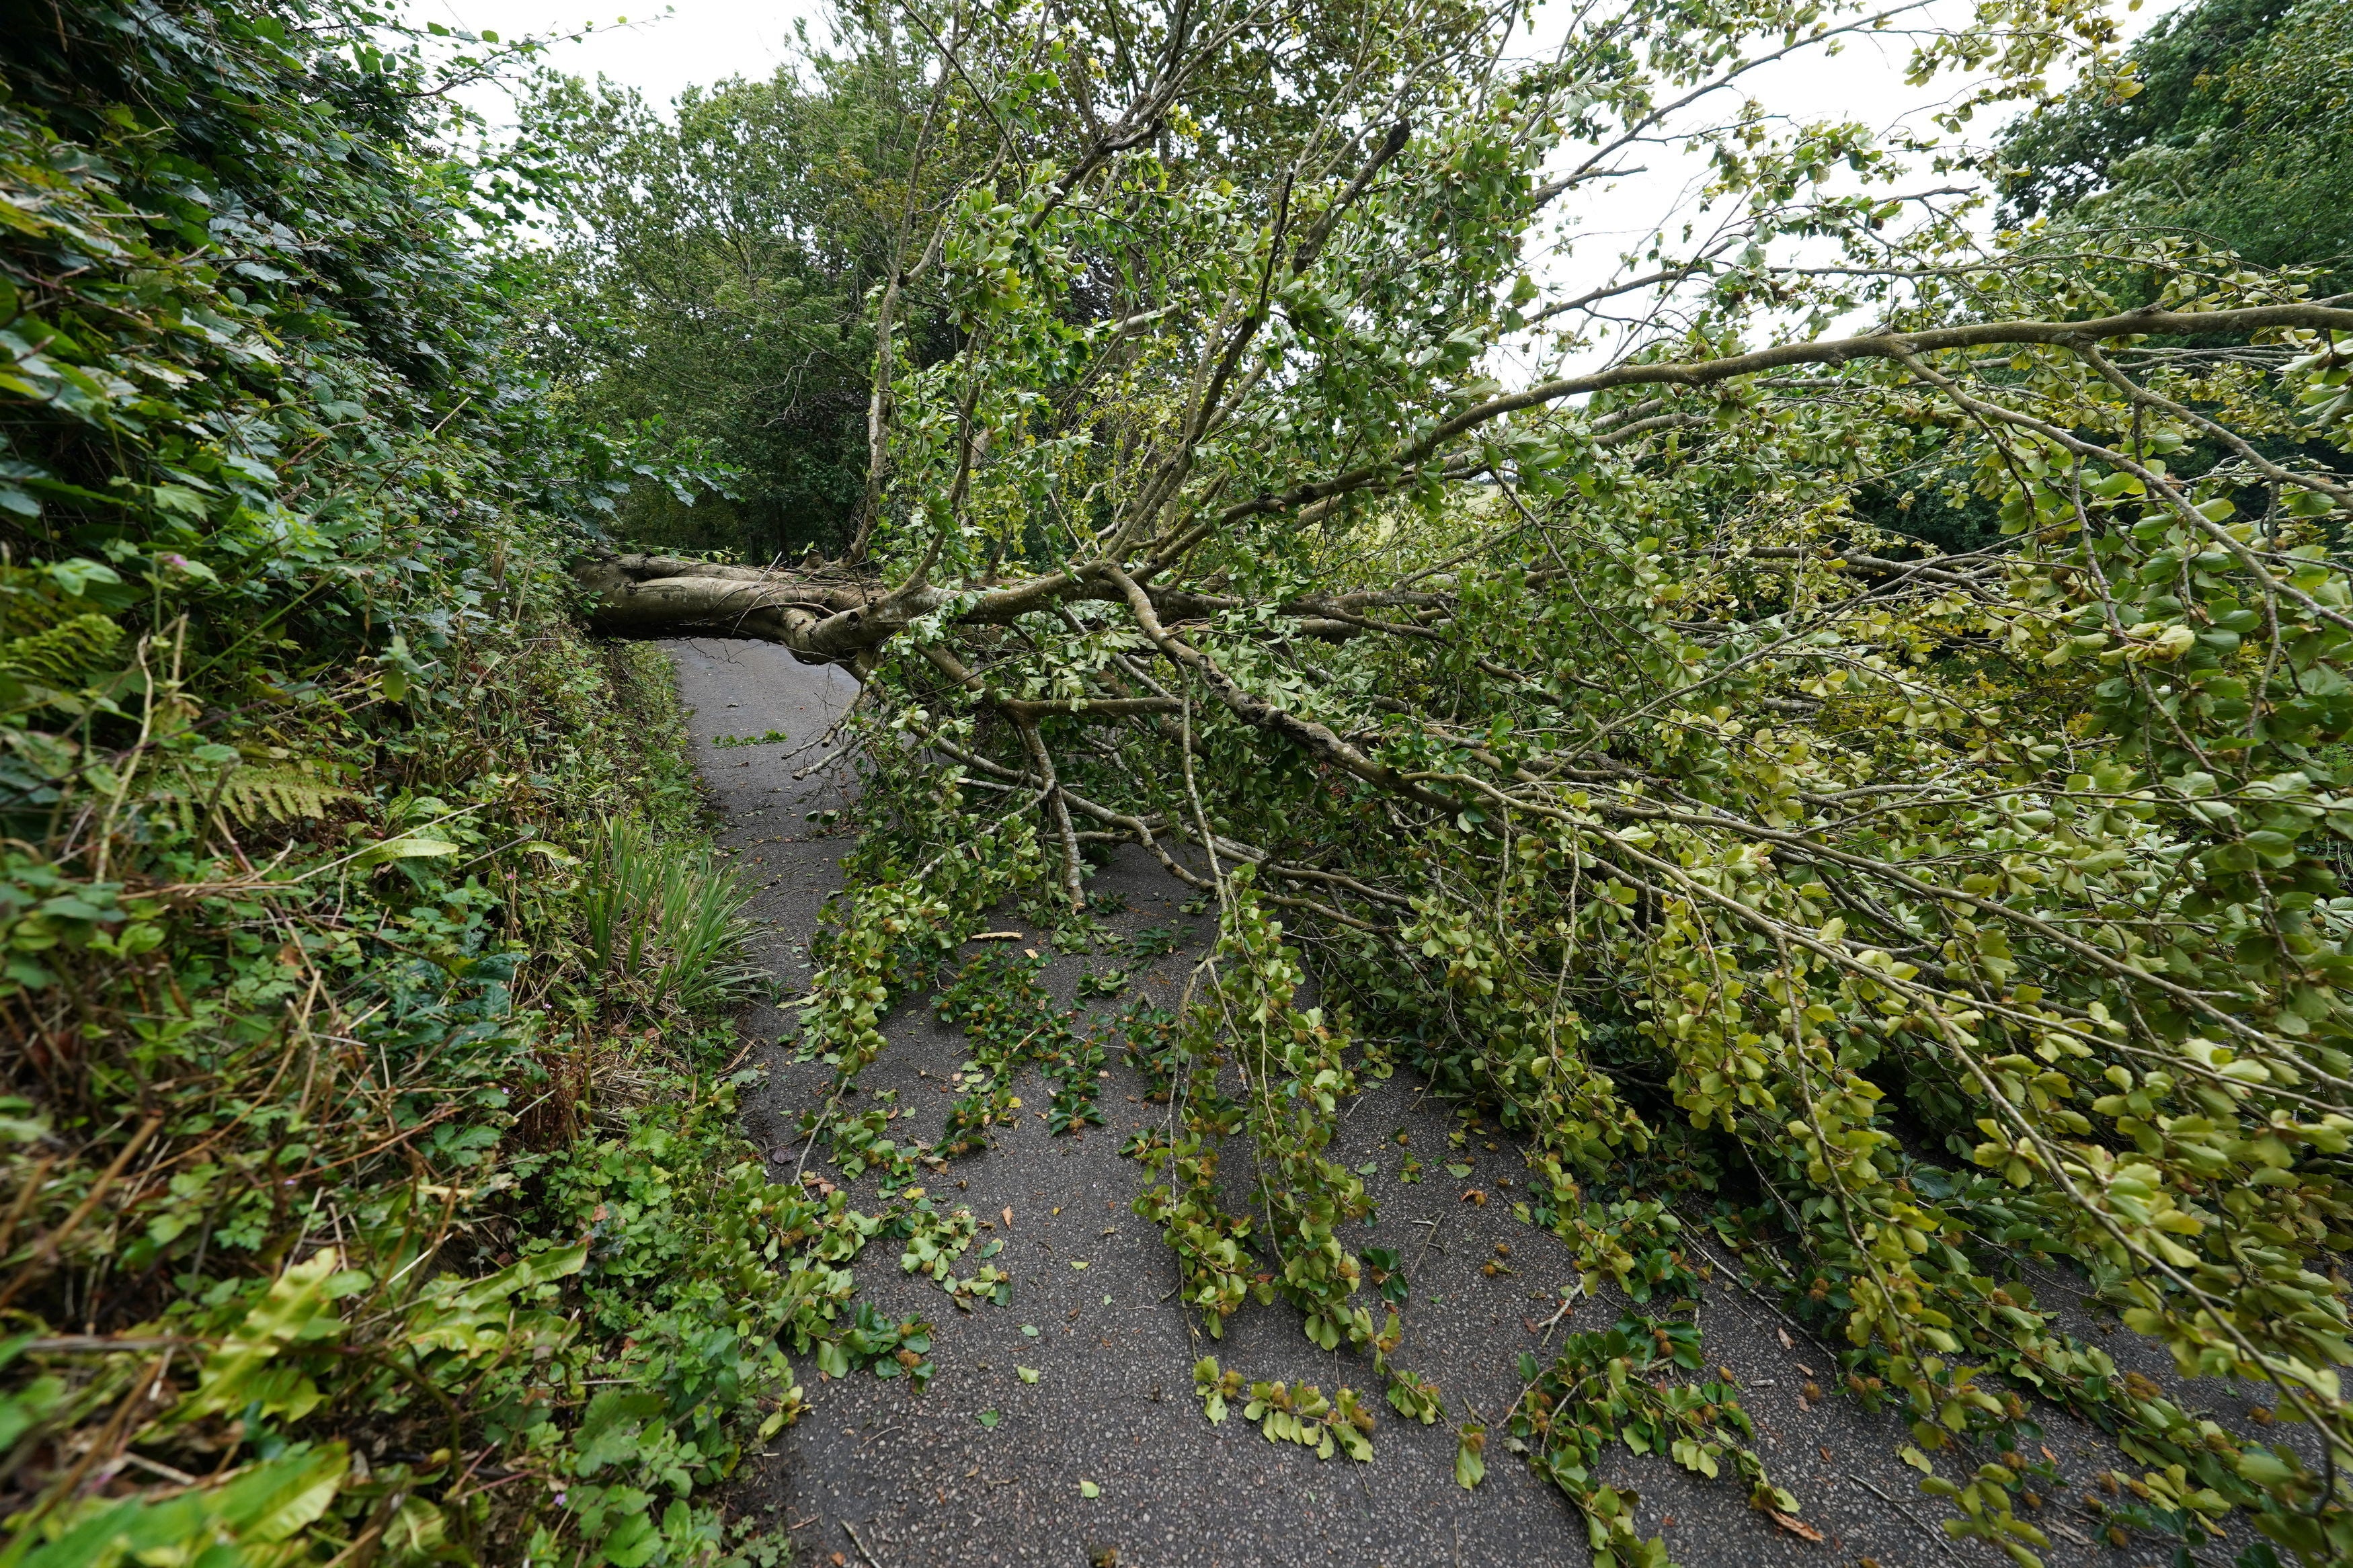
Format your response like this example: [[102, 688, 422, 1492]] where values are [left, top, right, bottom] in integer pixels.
[[581, 816, 764, 1017]]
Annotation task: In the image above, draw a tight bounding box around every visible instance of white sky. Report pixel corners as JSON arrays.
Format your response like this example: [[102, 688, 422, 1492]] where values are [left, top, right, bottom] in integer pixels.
[[437, 0, 828, 109]]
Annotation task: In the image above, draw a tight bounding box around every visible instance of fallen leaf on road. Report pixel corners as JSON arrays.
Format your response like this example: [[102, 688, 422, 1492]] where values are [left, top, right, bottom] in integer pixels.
[[1022, 1323, 1040, 1337], [1080, 1480, 1101, 1499], [978, 1410, 1000, 1429], [1070, 1260, 1090, 1270], [1767, 1512, 1823, 1543], [1003, 1207, 1014, 1229], [1776, 1326, 1794, 1350], [1018, 1366, 1040, 1384]]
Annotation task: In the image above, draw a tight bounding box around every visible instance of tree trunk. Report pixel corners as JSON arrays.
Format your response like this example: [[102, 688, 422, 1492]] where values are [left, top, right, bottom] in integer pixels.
[[571, 554, 916, 667]]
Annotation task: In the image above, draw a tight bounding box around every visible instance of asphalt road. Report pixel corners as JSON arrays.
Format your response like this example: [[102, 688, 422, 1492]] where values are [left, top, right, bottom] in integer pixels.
[[664, 636, 2236, 1568]]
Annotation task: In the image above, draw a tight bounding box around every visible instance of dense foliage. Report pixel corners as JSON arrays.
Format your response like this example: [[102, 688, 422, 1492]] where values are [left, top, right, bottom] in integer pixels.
[[0, 3, 851, 1565], [1997, 0, 2353, 286], [518, 33, 964, 561], [19, 0, 2353, 1561], [557, 0, 2353, 1562]]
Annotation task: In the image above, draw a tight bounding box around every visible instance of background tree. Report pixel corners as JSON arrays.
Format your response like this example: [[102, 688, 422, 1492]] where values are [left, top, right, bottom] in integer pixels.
[[520, 26, 959, 559], [1997, 0, 2353, 288], [525, 0, 1521, 561]]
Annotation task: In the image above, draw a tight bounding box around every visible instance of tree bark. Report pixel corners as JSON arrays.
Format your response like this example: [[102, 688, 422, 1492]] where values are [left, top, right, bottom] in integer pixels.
[[569, 554, 1387, 668], [571, 554, 926, 666]]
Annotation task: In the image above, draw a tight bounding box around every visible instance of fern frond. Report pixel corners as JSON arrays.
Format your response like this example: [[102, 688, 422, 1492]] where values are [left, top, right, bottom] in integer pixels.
[[0, 564, 83, 642], [215, 766, 360, 826], [149, 758, 360, 833], [0, 612, 122, 689]]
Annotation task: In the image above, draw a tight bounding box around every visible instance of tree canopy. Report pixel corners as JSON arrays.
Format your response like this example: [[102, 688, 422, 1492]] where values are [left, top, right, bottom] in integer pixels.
[[1997, 0, 2353, 287], [518, 32, 959, 559]]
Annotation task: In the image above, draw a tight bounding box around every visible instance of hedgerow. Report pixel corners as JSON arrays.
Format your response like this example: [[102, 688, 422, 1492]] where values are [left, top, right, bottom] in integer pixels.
[[0, 3, 842, 1563]]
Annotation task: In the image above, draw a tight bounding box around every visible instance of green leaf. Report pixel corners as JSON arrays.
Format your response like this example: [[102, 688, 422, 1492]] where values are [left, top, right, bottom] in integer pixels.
[[17, 1445, 351, 1568], [572, 1391, 664, 1473], [1455, 1436, 1486, 1489], [602, 1510, 660, 1568], [183, 1249, 350, 1422], [352, 835, 460, 868]]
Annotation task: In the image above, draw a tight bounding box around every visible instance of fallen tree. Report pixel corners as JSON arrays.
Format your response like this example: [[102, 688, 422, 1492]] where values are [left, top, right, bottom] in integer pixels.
[[577, 0, 2353, 1559]]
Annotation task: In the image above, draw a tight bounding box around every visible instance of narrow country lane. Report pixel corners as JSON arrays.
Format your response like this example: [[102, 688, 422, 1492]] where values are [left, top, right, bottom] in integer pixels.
[[664, 641, 2190, 1568]]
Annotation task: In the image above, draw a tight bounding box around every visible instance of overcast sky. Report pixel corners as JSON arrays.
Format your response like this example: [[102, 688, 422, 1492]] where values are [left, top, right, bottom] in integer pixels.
[[438, 0, 826, 109]]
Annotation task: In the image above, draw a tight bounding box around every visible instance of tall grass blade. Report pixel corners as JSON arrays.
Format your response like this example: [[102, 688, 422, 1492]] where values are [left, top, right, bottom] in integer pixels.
[[580, 816, 761, 1016]]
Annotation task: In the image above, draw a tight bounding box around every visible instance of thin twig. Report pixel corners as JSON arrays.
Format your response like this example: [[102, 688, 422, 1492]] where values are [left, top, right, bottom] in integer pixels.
[[1851, 1471, 1973, 1565]]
